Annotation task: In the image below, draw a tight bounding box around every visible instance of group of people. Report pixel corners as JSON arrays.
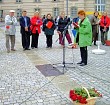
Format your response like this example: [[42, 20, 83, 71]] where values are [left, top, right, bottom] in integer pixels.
[[5, 10, 73, 51], [4, 9, 110, 66], [91, 11, 110, 46], [73, 11, 110, 66]]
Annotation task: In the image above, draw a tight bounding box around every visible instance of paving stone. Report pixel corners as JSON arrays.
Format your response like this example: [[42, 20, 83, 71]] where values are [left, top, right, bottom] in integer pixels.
[[0, 26, 110, 105]]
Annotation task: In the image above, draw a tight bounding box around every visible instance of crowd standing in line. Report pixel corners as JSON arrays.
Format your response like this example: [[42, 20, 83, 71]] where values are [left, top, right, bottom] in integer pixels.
[[4, 10, 110, 66]]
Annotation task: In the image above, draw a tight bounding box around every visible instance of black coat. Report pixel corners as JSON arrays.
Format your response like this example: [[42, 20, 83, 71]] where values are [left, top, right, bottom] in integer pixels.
[[19, 16, 31, 34], [58, 17, 70, 33], [43, 19, 56, 35]]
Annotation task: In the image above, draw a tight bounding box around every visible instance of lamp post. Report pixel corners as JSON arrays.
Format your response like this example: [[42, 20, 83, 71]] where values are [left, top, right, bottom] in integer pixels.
[[66, 0, 68, 16]]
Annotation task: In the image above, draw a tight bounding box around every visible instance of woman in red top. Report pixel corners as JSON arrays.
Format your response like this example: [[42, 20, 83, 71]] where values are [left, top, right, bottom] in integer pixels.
[[30, 11, 42, 48], [100, 12, 110, 45]]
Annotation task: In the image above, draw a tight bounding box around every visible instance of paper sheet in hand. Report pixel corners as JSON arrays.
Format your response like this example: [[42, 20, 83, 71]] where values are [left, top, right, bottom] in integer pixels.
[[73, 22, 79, 28]]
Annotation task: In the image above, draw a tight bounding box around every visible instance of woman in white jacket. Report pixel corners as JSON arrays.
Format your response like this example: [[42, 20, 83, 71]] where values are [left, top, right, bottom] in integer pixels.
[[5, 10, 17, 53]]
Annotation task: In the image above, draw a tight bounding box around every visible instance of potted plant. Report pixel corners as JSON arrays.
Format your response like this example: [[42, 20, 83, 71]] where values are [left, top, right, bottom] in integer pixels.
[[69, 87, 102, 105]]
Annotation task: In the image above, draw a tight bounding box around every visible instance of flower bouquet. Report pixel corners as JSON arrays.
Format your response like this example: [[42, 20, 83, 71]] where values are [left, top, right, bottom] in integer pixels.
[[69, 87, 102, 105]]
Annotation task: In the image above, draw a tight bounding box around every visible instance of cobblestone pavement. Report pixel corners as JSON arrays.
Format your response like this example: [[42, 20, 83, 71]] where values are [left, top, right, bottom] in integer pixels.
[[33, 29, 110, 105], [0, 26, 110, 105], [0, 27, 73, 105]]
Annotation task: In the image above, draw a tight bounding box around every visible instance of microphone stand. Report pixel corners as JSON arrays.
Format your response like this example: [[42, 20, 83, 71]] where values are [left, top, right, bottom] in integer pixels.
[[53, 22, 75, 74]]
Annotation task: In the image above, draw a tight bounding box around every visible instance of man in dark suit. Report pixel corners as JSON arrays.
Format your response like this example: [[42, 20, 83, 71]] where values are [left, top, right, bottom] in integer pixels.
[[19, 10, 31, 50]]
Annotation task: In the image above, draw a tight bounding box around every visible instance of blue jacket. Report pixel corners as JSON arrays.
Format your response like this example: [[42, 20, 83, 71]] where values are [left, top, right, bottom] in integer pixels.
[[19, 16, 31, 34]]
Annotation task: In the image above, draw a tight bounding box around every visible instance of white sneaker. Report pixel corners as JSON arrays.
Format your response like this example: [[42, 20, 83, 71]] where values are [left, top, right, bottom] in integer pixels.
[[68, 43, 73, 46]]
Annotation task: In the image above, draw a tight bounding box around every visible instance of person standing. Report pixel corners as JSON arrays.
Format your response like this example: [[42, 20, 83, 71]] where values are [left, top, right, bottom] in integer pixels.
[[91, 11, 99, 45], [57, 12, 72, 46], [30, 11, 42, 49], [99, 12, 110, 45], [43, 13, 56, 48], [77, 10, 92, 66], [42, 15, 46, 22], [19, 10, 31, 51], [5, 10, 17, 53]]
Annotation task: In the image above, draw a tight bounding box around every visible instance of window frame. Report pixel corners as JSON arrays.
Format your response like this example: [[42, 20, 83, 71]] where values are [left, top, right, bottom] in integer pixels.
[[16, 9, 22, 18], [70, 6, 78, 18], [95, 0, 106, 12], [34, 8, 41, 12], [0, 10, 3, 18], [53, 0, 59, 2], [34, 0, 41, 2], [53, 7, 60, 17], [16, 0, 22, 3]]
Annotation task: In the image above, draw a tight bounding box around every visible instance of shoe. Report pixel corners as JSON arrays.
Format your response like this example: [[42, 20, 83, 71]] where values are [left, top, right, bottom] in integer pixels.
[[31, 47, 34, 49], [77, 61, 82, 64], [26, 48, 30, 50], [61, 45, 64, 47], [23, 48, 26, 51], [46, 46, 49, 48], [11, 49, 16, 51], [94, 44, 97, 46], [69, 43, 73, 46], [7, 50, 10, 53], [80, 63, 87, 66]]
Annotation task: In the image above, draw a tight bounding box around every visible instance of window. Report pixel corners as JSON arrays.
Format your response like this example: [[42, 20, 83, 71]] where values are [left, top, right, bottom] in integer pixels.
[[53, 8, 59, 17], [53, 0, 59, 1], [35, 8, 40, 12], [17, 9, 22, 17], [95, 0, 105, 11], [35, 0, 40, 2], [70, 7, 77, 18], [16, 0, 21, 2], [0, 10, 3, 18]]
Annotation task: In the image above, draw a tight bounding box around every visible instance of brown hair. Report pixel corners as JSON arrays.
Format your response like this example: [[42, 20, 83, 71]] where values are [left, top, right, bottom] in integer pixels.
[[46, 13, 51, 17], [78, 10, 86, 17], [94, 11, 99, 15], [22, 10, 27, 13]]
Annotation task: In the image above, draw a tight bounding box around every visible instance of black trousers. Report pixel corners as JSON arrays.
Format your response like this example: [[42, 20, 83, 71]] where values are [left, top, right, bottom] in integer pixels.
[[31, 31, 39, 48], [46, 35, 52, 47], [80, 46, 88, 64], [21, 31, 30, 49]]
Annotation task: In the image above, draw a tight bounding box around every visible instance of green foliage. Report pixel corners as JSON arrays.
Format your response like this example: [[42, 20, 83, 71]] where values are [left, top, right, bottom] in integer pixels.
[[74, 88, 100, 98]]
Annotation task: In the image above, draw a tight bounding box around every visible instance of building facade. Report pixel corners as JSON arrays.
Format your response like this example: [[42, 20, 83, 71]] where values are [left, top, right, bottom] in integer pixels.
[[0, 0, 110, 21]]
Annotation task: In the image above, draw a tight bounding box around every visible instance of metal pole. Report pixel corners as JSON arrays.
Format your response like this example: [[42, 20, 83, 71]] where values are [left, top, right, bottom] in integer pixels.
[[66, 0, 68, 16]]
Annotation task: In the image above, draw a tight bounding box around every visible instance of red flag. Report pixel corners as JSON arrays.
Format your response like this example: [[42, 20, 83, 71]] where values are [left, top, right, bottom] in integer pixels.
[[46, 21, 53, 29]]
